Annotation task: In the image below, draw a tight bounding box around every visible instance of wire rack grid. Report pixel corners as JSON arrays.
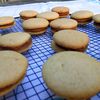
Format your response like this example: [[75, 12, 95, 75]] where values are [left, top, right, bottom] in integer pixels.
[[0, 18, 100, 100]]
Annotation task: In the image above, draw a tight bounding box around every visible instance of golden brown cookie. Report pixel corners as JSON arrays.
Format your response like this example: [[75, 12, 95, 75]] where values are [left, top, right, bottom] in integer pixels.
[[53, 30, 89, 51], [22, 18, 49, 35], [42, 51, 100, 100], [50, 18, 78, 33], [37, 11, 59, 21], [71, 10, 93, 25], [52, 6, 69, 18], [0, 50, 28, 96], [0, 16, 15, 29], [19, 10, 38, 20], [0, 32, 32, 53], [93, 14, 100, 28]]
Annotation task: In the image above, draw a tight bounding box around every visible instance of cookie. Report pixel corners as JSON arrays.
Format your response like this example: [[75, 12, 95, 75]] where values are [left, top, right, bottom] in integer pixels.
[[93, 14, 100, 28], [53, 30, 89, 52], [37, 11, 59, 21], [19, 10, 38, 20], [0, 32, 32, 53], [0, 50, 28, 96], [51, 6, 69, 18], [71, 10, 93, 25], [0, 16, 15, 29], [42, 51, 100, 100], [22, 18, 49, 35], [50, 18, 78, 33]]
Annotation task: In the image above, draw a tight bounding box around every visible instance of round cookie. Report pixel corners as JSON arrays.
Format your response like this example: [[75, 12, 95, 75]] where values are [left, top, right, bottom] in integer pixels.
[[42, 51, 100, 100], [93, 14, 100, 28], [50, 18, 78, 33], [37, 11, 59, 21], [51, 6, 69, 18], [53, 30, 89, 51], [0, 32, 32, 53], [0, 50, 28, 96], [0, 16, 15, 29], [19, 10, 38, 20], [22, 18, 49, 35], [71, 10, 93, 25]]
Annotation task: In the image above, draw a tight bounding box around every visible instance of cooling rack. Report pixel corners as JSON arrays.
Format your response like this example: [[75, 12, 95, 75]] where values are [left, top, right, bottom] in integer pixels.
[[0, 18, 100, 100]]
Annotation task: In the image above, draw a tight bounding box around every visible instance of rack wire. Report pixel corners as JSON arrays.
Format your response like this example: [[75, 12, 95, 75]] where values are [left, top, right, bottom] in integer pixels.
[[0, 18, 100, 100]]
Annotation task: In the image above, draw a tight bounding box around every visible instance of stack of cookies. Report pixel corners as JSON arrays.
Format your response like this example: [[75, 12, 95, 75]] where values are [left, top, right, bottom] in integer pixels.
[[0, 33, 31, 96], [0, 16, 33, 96]]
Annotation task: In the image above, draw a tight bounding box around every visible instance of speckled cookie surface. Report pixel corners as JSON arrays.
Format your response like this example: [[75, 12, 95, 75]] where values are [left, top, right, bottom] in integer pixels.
[[51, 6, 69, 17], [22, 18, 49, 35], [0, 32, 32, 53], [71, 10, 93, 19], [50, 18, 78, 31], [0, 16, 14, 26], [19, 10, 38, 19], [22, 18, 49, 29], [0, 16, 15, 29], [53, 30, 89, 50], [0, 50, 28, 89], [52, 6, 69, 13], [0, 32, 31, 47], [42, 51, 100, 99], [37, 11, 59, 21]]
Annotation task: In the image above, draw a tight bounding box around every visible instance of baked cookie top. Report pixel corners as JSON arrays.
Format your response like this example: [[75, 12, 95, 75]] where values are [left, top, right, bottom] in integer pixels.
[[0, 50, 28, 88], [71, 10, 93, 19], [37, 11, 59, 21], [0, 32, 31, 47], [22, 18, 49, 29], [0, 16, 14, 26], [50, 18, 78, 29], [53, 30, 89, 49], [52, 6, 69, 13], [42, 51, 100, 99], [19, 10, 38, 17]]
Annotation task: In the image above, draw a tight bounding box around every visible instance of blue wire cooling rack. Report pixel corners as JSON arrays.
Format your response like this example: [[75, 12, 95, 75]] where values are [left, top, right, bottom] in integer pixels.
[[0, 18, 100, 100]]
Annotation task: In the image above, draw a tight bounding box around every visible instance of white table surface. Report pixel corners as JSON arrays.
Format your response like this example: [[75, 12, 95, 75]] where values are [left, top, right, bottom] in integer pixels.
[[0, 0, 100, 17]]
